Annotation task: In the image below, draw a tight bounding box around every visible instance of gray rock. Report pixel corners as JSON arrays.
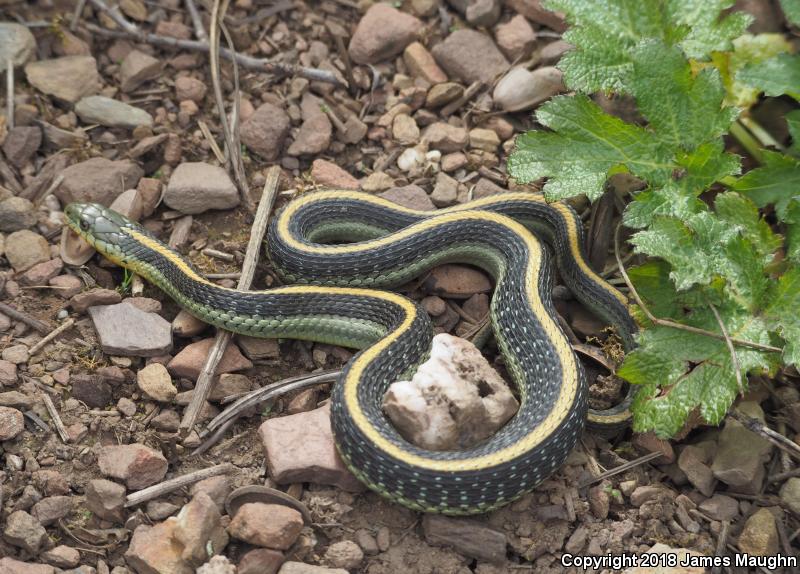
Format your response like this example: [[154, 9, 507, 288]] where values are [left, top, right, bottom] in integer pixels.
[[287, 114, 332, 156], [0, 23, 36, 72], [431, 172, 459, 207], [712, 402, 772, 489], [493, 66, 565, 112], [2, 126, 42, 168], [677, 445, 716, 497], [75, 96, 153, 129], [5, 230, 50, 272], [71, 375, 113, 408], [432, 29, 509, 84], [240, 103, 291, 161], [495, 14, 537, 60], [85, 479, 126, 523], [56, 157, 143, 206], [779, 477, 800, 514], [0, 197, 37, 232], [164, 162, 239, 214], [698, 494, 739, 521], [3, 510, 48, 553], [378, 185, 435, 211], [422, 514, 507, 563], [88, 302, 173, 357], [25, 56, 100, 103], [466, 0, 501, 27], [119, 49, 162, 93], [348, 4, 422, 65], [31, 496, 72, 526]]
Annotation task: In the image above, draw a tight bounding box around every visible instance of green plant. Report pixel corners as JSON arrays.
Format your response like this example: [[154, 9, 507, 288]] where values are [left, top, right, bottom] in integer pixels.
[[117, 268, 134, 295], [509, 0, 800, 437]]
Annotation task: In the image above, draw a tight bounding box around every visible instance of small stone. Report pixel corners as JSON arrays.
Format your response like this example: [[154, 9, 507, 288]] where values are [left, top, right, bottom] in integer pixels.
[[424, 122, 469, 152], [426, 83, 464, 108], [384, 333, 518, 450], [588, 485, 610, 519], [71, 375, 112, 408], [119, 0, 148, 21], [677, 445, 716, 497], [324, 540, 363, 570], [174, 76, 207, 103], [286, 388, 318, 414], [441, 152, 468, 172], [2, 344, 28, 364], [779, 477, 800, 514], [259, 404, 364, 491], [236, 335, 280, 360], [378, 185, 435, 211], [738, 507, 779, 556], [392, 114, 420, 145], [209, 373, 252, 402], [125, 522, 191, 574], [31, 496, 72, 526], [430, 172, 458, 207], [698, 494, 739, 521], [150, 410, 180, 432], [278, 564, 348, 574], [540, 39, 572, 64], [32, 470, 69, 496], [56, 157, 143, 206], [3, 510, 49, 554], [0, 391, 31, 410], [469, 128, 500, 151], [3, 126, 42, 168], [98, 443, 168, 490], [5, 230, 50, 272], [240, 103, 291, 161], [0, 406, 24, 440], [396, 146, 426, 172], [310, 159, 359, 190], [190, 475, 232, 510], [89, 302, 173, 357], [117, 397, 137, 417], [41, 546, 81, 568], [632, 431, 675, 464], [422, 515, 506, 563], [85, 479, 126, 523], [348, 4, 422, 65], [432, 29, 509, 84], [495, 14, 537, 60], [155, 20, 192, 39], [506, 0, 566, 31], [25, 56, 99, 103], [712, 402, 772, 488], [137, 363, 177, 402], [404, 42, 447, 84], [0, 558, 55, 574], [0, 197, 37, 231], [421, 295, 447, 317], [69, 288, 122, 313], [75, 96, 153, 129], [172, 310, 208, 337], [467, 0, 501, 27], [19, 258, 64, 287], [168, 338, 252, 381], [424, 264, 491, 298], [0, 23, 37, 72], [228, 503, 303, 550], [119, 50, 161, 93], [473, 177, 506, 199], [493, 66, 564, 112], [287, 115, 332, 156], [360, 171, 395, 192], [164, 162, 240, 214], [173, 491, 229, 566], [238, 548, 284, 574]]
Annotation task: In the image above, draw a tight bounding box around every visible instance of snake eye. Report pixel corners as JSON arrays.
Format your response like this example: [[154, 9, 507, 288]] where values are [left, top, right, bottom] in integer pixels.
[[80, 220, 90, 231]]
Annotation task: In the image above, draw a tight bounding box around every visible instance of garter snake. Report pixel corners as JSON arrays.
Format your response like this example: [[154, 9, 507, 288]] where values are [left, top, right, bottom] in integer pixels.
[[65, 190, 637, 515]]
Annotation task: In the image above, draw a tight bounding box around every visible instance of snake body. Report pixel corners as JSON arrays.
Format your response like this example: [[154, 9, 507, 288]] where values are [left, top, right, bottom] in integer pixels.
[[65, 190, 637, 515]]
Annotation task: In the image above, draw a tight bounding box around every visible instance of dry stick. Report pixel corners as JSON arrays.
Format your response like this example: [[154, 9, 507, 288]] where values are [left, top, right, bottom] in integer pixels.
[[197, 120, 226, 164], [6, 58, 13, 131], [577, 451, 662, 488], [441, 81, 484, 116], [710, 302, 744, 395], [70, 0, 88, 31], [179, 168, 281, 434], [184, 0, 207, 41], [88, 0, 139, 35], [31, 173, 64, 207], [125, 463, 235, 507], [613, 223, 782, 354], [0, 301, 50, 334], [769, 466, 800, 483], [41, 393, 70, 443], [711, 520, 729, 574], [29, 318, 75, 355], [727, 409, 800, 461]]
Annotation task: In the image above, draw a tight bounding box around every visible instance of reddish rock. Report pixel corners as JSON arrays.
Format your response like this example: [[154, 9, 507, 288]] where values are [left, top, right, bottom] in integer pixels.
[[633, 431, 675, 464], [0, 558, 55, 574], [378, 185, 436, 211], [174, 76, 207, 103], [126, 521, 192, 574], [0, 406, 24, 440], [85, 479, 126, 523], [495, 14, 537, 60], [431, 29, 509, 84], [119, 49, 162, 92], [56, 157, 143, 206], [227, 503, 303, 550], [3, 510, 49, 553], [238, 548, 284, 574], [403, 42, 447, 84], [167, 338, 253, 381], [172, 309, 208, 337], [40, 545, 80, 568], [423, 123, 469, 152], [32, 470, 70, 496], [189, 475, 232, 510], [98, 443, 168, 490], [259, 404, 364, 492], [173, 492, 229, 565], [310, 159, 359, 190], [348, 4, 422, 65], [155, 20, 192, 39], [423, 264, 492, 298], [48, 275, 83, 298], [505, 0, 567, 32], [68, 287, 122, 313], [30, 496, 72, 526], [240, 103, 291, 161]]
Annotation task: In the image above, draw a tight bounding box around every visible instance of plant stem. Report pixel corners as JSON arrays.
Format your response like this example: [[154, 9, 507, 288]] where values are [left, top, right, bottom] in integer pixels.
[[730, 120, 765, 164]]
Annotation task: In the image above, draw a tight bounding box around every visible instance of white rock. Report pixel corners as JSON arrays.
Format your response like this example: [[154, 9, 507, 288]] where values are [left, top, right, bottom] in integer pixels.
[[0, 23, 36, 73], [383, 333, 518, 450], [397, 146, 426, 172], [493, 66, 565, 112]]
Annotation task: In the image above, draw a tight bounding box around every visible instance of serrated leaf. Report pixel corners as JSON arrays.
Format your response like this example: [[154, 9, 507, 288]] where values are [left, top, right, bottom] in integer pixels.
[[764, 268, 800, 367], [631, 42, 739, 150], [787, 109, 800, 156], [737, 53, 800, 101], [626, 260, 683, 318], [731, 150, 800, 219], [508, 95, 673, 200], [675, 141, 742, 192], [672, 0, 752, 60], [780, 0, 800, 25], [623, 182, 706, 229], [714, 192, 782, 257], [721, 236, 770, 310], [717, 34, 793, 107]]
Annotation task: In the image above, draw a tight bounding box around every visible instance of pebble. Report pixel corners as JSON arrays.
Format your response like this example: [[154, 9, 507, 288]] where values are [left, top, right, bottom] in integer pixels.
[[164, 162, 240, 214], [698, 493, 739, 521], [360, 171, 395, 192], [495, 14, 537, 60], [0, 23, 37, 72], [238, 548, 285, 574], [31, 496, 72, 526], [19, 258, 64, 287], [404, 42, 447, 84], [69, 288, 122, 313], [0, 391, 31, 410], [469, 128, 500, 151], [3, 126, 42, 169], [198, 556, 235, 574], [278, 564, 348, 574], [56, 157, 143, 205], [236, 335, 280, 360], [75, 96, 153, 129], [3, 510, 49, 553], [125, 521, 188, 574], [324, 540, 364, 570], [384, 333, 518, 450], [738, 507, 779, 555], [5, 230, 50, 272], [426, 82, 464, 108], [424, 123, 469, 154], [0, 406, 24, 440], [156, 20, 192, 39], [355, 529, 379, 556], [310, 159, 359, 190], [423, 264, 491, 298], [467, 0, 501, 26], [493, 66, 565, 112], [396, 146, 426, 172], [25, 56, 99, 103], [259, 404, 365, 491], [441, 152, 468, 172], [32, 470, 70, 496], [98, 443, 168, 490], [430, 172, 458, 207], [89, 302, 173, 357], [228, 503, 303, 550], [348, 4, 422, 65], [473, 177, 506, 198], [677, 445, 716, 497], [2, 344, 28, 364], [421, 295, 447, 316], [41, 546, 80, 569], [173, 491, 229, 565], [85, 479, 126, 523], [168, 338, 252, 381], [588, 484, 610, 519], [119, 49, 162, 93], [0, 196, 37, 232], [392, 114, 420, 145], [240, 103, 291, 161], [779, 477, 800, 514], [137, 362, 177, 402], [0, 558, 56, 574], [422, 515, 507, 563], [432, 29, 509, 84], [378, 185, 435, 211], [172, 309, 208, 337], [174, 76, 207, 103], [507, 0, 566, 31], [287, 114, 332, 156], [711, 402, 772, 489], [540, 39, 572, 64], [71, 375, 113, 408], [632, 431, 676, 464], [209, 373, 252, 402], [190, 475, 232, 510]]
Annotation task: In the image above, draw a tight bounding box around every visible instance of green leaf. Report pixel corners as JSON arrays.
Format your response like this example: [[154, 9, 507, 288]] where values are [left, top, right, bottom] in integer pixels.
[[717, 33, 793, 107], [787, 109, 800, 156], [623, 182, 706, 229], [780, 0, 800, 25], [548, 0, 750, 92], [764, 267, 800, 367], [508, 95, 673, 201], [675, 141, 741, 192], [714, 192, 782, 258], [731, 150, 800, 219], [630, 42, 739, 150], [737, 53, 800, 101]]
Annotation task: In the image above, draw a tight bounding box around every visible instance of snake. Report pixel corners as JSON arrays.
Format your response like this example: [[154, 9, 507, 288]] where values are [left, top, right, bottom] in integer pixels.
[[64, 190, 638, 515]]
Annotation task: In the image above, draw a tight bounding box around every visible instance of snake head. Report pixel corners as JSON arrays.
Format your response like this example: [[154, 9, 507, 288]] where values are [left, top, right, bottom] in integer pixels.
[[64, 203, 145, 263]]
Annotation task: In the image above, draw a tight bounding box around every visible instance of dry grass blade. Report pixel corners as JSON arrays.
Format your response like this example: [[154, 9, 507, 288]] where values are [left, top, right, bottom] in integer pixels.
[[578, 451, 662, 488]]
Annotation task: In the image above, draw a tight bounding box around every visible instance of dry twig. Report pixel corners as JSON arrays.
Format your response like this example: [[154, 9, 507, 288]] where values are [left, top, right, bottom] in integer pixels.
[[184, 0, 207, 41], [727, 409, 800, 461], [125, 463, 235, 507], [709, 302, 744, 395], [41, 394, 70, 443], [6, 57, 13, 131], [578, 451, 662, 488], [0, 301, 50, 334], [29, 318, 75, 355]]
